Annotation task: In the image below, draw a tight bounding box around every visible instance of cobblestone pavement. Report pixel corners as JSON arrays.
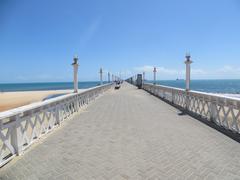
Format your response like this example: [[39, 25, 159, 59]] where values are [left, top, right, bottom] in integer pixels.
[[1, 83, 240, 180]]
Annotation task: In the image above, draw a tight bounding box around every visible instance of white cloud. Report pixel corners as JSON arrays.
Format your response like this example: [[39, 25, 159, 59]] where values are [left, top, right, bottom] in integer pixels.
[[134, 65, 206, 76], [191, 68, 207, 75], [134, 65, 179, 75], [134, 65, 154, 73], [158, 67, 179, 75], [217, 65, 240, 74], [132, 64, 240, 79]]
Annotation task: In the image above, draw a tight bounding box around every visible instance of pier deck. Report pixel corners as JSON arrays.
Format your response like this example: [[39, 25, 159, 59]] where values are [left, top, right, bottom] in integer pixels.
[[1, 83, 240, 180]]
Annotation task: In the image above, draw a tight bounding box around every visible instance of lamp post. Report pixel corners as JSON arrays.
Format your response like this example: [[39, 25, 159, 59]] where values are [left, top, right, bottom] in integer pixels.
[[185, 54, 193, 91], [72, 56, 79, 93], [153, 67, 157, 85], [100, 68, 103, 85]]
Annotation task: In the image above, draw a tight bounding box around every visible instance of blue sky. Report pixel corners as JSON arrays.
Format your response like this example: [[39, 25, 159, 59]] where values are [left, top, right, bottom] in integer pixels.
[[0, 0, 240, 83]]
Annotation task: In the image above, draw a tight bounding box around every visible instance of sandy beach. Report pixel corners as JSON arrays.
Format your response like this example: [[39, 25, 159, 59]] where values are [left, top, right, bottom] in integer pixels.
[[0, 90, 76, 112]]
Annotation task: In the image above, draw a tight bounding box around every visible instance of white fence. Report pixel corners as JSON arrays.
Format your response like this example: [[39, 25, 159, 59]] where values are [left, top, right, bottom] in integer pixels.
[[143, 83, 240, 134], [0, 84, 112, 167]]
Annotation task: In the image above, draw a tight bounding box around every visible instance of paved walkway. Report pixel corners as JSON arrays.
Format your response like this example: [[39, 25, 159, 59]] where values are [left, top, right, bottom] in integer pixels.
[[1, 83, 240, 180]]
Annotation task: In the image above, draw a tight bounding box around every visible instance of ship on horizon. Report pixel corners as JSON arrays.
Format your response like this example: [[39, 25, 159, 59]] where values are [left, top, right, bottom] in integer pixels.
[[176, 78, 184, 81]]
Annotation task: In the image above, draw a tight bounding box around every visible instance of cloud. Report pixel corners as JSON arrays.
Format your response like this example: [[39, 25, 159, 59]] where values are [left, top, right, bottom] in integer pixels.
[[191, 68, 207, 75], [133, 65, 240, 79], [134, 65, 205, 76], [134, 65, 153, 73], [134, 65, 178, 75], [158, 67, 179, 75], [217, 65, 240, 74]]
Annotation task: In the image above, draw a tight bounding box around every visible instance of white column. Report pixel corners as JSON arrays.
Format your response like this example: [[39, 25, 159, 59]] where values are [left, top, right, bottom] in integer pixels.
[[11, 115, 23, 155], [72, 56, 79, 93], [153, 67, 157, 85], [100, 68, 103, 85], [112, 74, 114, 82], [108, 72, 110, 83], [185, 54, 193, 91]]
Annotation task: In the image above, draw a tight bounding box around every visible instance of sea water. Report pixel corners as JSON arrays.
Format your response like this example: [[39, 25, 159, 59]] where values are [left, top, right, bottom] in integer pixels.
[[0, 82, 107, 92], [1, 80, 240, 94], [146, 79, 240, 94]]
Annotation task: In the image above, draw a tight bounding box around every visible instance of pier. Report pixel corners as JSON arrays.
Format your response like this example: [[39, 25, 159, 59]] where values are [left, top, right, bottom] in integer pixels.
[[0, 82, 240, 179], [0, 56, 240, 179], [2, 0, 240, 178]]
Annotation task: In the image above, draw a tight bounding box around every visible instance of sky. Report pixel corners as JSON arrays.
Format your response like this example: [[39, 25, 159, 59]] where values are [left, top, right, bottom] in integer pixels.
[[0, 0, 240, 83]]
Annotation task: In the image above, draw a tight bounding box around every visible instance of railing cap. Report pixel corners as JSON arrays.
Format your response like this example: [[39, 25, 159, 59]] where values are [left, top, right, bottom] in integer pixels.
[[144, 83, 240, 102], [0, 83, 112, 119]]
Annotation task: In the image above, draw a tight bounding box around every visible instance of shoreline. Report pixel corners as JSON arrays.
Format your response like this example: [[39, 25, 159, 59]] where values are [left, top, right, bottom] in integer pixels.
[[1, 88, 240, 113], [221, 93, 240, 99], [0, 81, 103, 92], [0, 89, 84, 112]]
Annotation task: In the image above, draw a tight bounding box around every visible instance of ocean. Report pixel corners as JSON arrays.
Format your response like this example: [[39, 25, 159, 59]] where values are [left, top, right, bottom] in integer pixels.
[[0, 80, 240, 94], [146, 79, 240, 94], [0, 82, 107, 92]]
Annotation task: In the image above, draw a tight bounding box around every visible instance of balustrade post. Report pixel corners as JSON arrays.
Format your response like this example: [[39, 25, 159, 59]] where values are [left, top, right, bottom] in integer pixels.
[[55, 104, 61, 125], [74, 95, 79, 112], [210, 100, 218, 122], [171, 89, 175, 104], [185, 91, 190, 110], [11, 115, 23, 156], [86, 94, 89, 103]]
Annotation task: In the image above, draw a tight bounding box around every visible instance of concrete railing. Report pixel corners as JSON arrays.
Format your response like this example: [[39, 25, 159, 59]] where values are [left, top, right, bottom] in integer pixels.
[[0, 83, 112, 166], [143, 83, 240, 134]]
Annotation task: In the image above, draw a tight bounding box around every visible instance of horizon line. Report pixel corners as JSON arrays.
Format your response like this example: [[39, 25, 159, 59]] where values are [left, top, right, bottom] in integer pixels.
[[1, 78, 240, 84]]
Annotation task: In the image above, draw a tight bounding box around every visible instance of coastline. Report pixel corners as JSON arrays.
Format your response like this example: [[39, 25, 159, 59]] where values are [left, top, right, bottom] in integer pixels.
[[221, 94, 240, 99], [0, 89, 83, 112], [211, 93, 240, 100], [0, 82, 240, 113]]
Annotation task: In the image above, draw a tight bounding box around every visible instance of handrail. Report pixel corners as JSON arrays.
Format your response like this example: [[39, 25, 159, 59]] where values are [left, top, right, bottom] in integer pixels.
[[0, 83, 113, 167], [143, 83, 240, 134], [0, 83, 111, 119], [144, 83, 240, 106]]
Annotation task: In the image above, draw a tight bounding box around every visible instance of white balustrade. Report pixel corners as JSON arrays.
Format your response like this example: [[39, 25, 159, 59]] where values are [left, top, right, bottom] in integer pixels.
[[143, 83, 240, 134], [0, 83, 112, 167]]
